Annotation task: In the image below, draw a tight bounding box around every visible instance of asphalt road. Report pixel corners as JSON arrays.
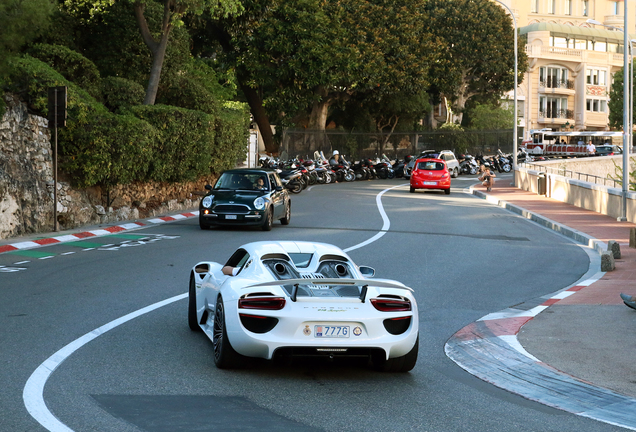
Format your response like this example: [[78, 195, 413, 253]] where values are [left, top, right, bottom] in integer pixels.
[[1, 178, 627, 431]]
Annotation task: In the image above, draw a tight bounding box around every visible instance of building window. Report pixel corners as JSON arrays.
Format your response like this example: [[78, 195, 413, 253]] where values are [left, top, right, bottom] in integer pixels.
[[531, 0, 538, 13], [540, 96, 569, 119], [586, 69, 607, 85], [586, 99, 607, 113], [548, 0, 555, 14], [595, 41, 607, 52], [551, 36, 568, 48], [574, 39, 587, 50], [540, 66, 572, 89], [583, 0, 589, 16], [565, 0, 572, 15], [612, 1, 620, 15]]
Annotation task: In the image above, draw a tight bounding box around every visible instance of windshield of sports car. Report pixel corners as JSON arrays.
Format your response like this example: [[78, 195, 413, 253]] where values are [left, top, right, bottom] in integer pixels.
[[214, 173, 269, 191], [287, 253, 313, 268]]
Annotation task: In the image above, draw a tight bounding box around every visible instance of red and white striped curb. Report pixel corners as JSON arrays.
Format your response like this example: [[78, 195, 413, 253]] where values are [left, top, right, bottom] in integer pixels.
[[474, 275, 602, 361], [0, 211, 199, 254]]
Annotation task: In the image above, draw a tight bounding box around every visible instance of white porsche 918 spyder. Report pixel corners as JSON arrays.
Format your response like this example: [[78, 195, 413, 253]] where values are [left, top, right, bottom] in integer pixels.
[[188, 241, 419, 372]]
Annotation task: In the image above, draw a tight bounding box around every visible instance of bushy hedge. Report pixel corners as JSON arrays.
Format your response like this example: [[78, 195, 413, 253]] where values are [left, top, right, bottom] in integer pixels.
[[5, 55, 250, 188], [27, 44, 102, 100], [213, 105, 250, 171], [131, 104, 215, 182], [102, 76, 145, 113]]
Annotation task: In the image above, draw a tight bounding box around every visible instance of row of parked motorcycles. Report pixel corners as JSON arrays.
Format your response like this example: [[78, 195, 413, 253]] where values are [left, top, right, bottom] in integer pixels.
[[259, 151, 399, 194], [457, 149, 515, 176], [260, 149, 518, 194]]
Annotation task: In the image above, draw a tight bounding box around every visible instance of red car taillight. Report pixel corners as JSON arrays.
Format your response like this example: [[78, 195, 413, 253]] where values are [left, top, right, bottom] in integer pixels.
[[238, 297, 286, 310], [370, 298, 411, 312]]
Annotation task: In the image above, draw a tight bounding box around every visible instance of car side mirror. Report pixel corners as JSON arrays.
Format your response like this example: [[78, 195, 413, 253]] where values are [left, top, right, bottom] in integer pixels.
[[359, 266, 375, 277], [205, 184, 212, 191], [275, 186, 283, 191]]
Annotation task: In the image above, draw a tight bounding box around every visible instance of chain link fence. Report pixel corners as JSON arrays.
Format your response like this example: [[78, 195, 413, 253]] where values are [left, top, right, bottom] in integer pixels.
[[280, 129, 516, 160]]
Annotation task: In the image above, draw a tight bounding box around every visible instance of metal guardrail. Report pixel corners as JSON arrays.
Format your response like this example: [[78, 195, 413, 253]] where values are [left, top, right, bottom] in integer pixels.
[[520, 161, 630, 188]]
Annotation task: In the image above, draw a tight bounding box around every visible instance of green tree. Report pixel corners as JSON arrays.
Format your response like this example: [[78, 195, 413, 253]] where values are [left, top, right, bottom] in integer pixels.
[[63, 0, 242, 105], [608, 67, 636, 130], [422, 0, 528, 126], [0, 0, 54, 107], [468, 102, 514, 130], [196, 0, 439, 153]]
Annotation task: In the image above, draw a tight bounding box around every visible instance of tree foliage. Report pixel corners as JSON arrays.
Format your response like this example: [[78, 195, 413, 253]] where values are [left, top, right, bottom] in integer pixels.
[[422, 0, 528, 125], [62, 0, 243, 104], [468, 102, 514, 130], [608, 67, 636, 130]]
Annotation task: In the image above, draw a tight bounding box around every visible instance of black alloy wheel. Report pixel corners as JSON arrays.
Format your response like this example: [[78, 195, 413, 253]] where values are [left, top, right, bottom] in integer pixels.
[[212, 298, 243, 368], [261, 207, 273, 231], [188, 274, 202, 332], [280, 201, 291, 225]]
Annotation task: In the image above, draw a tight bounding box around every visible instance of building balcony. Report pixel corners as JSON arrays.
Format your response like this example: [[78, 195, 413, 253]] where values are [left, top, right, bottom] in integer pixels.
[[525, 45, 625, 68], [538, 109, 575, 125], [603, 15, 625, 28], [539, 78, 576, 95]]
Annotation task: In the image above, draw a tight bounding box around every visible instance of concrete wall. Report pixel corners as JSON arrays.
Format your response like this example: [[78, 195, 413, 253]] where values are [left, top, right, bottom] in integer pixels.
[[516, 163, 636, 222]]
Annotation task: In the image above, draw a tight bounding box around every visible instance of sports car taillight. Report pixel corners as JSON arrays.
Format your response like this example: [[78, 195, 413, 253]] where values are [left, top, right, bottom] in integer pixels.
[[370, 298, 411, 312], [383, 316, 412, 335], [239, 314, 279, 333], [238, 297, 286, 310]]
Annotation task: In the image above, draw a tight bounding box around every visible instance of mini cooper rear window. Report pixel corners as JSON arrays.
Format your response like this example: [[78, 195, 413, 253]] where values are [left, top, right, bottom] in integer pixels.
[[417, 161, 444, 171]]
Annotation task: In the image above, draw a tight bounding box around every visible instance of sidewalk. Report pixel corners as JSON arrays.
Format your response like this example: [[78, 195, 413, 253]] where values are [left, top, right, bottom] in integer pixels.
[[466, 182, 636, 418]]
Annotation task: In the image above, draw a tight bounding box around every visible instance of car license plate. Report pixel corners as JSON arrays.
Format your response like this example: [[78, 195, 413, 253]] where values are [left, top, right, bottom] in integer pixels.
[[423, 181, 437, 185], [225, 215, 237, 220], [314, 325, 349, 338]]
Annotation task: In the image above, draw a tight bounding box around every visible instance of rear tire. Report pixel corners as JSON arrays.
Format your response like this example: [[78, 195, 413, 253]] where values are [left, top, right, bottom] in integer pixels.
[[451, 168, 459, 178], [188, 274, 202, 332], [372, 336, 418, 372], [444, 188, 451, 195], [409, 186, 415, 193], [213, 298, 245, 368]]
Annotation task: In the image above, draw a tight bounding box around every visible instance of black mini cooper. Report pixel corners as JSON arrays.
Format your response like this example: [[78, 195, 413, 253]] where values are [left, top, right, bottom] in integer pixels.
[[199, 168, 291, 231]]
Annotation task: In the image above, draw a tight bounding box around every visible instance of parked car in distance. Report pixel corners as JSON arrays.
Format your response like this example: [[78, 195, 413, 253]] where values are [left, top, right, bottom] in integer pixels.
[[404, 150, 459, 179], [409, 158, 451, 195], [199, 168, 291, 231], [595, 145, 623, 156]]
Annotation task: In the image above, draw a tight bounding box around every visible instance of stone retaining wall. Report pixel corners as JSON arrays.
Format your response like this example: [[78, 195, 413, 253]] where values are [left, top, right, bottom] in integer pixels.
[[0, 94, 213, 240]]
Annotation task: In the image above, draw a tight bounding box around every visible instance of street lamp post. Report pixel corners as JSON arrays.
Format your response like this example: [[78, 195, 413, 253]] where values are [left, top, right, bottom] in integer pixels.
[[494, 0, 518, 187], [587, 16, 630, 221]]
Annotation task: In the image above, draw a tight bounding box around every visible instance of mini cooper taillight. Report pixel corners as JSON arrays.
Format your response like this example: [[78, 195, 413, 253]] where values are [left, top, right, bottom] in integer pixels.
[[238, 297, 286, 310], [370, 298, 411, 312]]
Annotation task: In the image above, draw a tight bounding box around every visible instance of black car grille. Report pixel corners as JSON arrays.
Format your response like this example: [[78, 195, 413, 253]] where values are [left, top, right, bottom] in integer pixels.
[[214, 204, 251, 214]]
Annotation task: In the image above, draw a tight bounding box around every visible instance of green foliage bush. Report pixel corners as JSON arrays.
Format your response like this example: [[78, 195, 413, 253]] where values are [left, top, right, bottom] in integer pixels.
[[5, 54, 250, 188], [102, 76, 145, 113], [27, 43, 102, 100], [131, 105, 216, 182], [213, 105, 250, 172]]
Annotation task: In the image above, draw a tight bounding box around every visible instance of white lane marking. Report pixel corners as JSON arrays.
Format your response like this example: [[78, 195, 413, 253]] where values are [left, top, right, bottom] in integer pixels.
[[23, 186, 402, 432], [343, 184, 406, 253], [14, 261, 30, 264], [23, 293, 187, 432]]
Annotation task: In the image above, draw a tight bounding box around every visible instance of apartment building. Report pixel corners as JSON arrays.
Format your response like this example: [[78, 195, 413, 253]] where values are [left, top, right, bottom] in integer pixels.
[[496, 0, 636, 142]]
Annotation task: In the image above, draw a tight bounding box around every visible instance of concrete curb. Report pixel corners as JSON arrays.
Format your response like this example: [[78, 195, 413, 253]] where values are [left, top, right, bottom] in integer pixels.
[[470, 186, 608, 256], [0, 211, 199, 254], [448, 186, 636, 429]]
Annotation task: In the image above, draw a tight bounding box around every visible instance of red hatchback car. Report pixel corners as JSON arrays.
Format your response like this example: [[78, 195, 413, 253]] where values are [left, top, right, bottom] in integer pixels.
[[409, 158, 451, 195]]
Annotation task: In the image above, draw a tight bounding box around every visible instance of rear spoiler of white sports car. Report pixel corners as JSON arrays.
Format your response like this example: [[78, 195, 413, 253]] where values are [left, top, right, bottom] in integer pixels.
[[246, 278, 413, 302]]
